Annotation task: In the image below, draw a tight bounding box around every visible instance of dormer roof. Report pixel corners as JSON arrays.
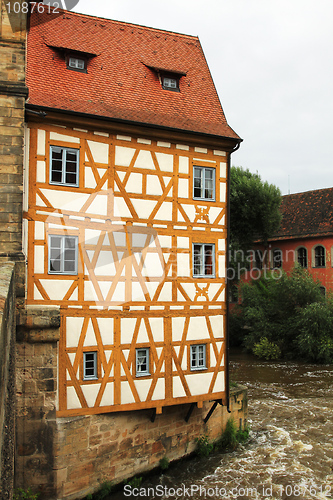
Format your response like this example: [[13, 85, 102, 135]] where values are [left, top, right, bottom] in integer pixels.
[[26, 9, 240, 141]]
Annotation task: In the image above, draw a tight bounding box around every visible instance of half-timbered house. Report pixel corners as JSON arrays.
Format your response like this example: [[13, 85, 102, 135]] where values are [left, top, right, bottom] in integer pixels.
[[14, 6, 244, 497]]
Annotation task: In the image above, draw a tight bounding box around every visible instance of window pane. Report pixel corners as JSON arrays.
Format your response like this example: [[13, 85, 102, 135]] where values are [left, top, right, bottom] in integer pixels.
[[50, 259, 61, 272], [50, 236, 62, 248], [65, 173, 77, 185], [64, 260, 75, 273], [84, 352, 97, 379], [204, 245, 213, 275], [193, 245, 202, 275]]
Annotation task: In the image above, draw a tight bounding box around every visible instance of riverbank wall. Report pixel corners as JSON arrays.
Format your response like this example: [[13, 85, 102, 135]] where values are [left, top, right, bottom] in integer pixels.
[[0, 262, 16, 500], [16, 314, 247, 500]]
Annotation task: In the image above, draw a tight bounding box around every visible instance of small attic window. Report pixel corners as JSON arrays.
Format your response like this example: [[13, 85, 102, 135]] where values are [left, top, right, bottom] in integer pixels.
[[161, 74, 180, 92], [67, 56, 86, 73]]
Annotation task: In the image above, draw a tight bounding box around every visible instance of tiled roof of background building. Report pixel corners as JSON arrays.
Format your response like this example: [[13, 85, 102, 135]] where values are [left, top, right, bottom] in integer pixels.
[[271, 187, 333, 240], [26, 9, 240, 140]]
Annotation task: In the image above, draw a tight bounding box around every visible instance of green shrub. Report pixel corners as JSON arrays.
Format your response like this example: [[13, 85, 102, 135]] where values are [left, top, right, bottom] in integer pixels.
[[159, 456, 170, 471], [124, 476, 142, 488], [13, 489, 39, 500], [219, 418, 238, 450], [253, 337, 281, 360], [84, 482, 113, 500], [195, 434, 214, 457]]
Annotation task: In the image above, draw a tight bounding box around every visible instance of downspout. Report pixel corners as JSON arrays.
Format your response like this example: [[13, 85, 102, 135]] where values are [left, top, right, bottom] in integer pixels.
[[226, 141, 241, 413]]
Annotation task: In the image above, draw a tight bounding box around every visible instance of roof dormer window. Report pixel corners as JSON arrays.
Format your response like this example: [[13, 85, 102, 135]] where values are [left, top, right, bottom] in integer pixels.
[[163, 77, 178, 89], [67, 56, 86, 72], [161, 74, 180, 92]]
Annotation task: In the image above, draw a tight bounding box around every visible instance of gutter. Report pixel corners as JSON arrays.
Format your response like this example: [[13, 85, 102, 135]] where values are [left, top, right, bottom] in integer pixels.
[[226, 141, 241, 413], [25, 104, 242, 150]]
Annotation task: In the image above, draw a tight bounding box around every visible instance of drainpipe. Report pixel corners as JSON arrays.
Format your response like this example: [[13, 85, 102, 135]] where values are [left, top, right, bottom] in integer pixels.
[[226, 141, 241, 413]]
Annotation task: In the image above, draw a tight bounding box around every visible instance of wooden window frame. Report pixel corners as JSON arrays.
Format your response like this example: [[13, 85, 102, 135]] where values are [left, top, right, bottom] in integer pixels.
[[193, 166, 216, 201], [314, 245, 326, 268], [48, 234, 78, 275], [297, 247, 308, 268], [190, 344, 207, 371], [50, 146, 79, 187], [272, 248, 282, 269], [193, 243, 215, 278], [135, 348, 150, 377]]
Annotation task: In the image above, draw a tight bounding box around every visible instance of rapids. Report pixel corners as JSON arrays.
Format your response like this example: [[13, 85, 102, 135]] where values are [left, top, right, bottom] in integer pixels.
[[111, 351, 333, 499]]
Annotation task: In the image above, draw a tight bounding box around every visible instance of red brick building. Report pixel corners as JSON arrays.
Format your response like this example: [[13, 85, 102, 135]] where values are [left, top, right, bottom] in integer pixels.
[[250, 188, 333, 294]]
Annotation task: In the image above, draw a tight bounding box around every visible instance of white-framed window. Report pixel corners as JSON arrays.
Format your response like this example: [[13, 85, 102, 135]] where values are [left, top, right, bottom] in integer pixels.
[[48, 235, 78, 275], [163, 76, 178, 89], [193, 243, 215, 278], [83, 352, 98, 380], [190, 344, 207, 371], [68, 56, 86, 71], [193, 166, 215, 201], [50, 146, 79, 186], [136, 348, 150, 377]]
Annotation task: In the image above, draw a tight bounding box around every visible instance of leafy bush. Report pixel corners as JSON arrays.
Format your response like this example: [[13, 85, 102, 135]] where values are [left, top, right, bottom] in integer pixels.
[[219, 418, 238, 450], [230, 266, 333, 362], [159, 456, 170, 471], [195, 434, 214, 457], [13, 489, 39, 500], [253, 337, 281, 360]]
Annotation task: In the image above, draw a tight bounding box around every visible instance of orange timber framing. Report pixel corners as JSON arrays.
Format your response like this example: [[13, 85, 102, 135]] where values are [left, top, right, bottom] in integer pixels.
[[24, 113, 234, 417]]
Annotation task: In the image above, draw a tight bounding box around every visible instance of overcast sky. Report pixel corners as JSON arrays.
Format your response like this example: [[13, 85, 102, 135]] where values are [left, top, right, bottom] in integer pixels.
[[72, 0, 333, 195]]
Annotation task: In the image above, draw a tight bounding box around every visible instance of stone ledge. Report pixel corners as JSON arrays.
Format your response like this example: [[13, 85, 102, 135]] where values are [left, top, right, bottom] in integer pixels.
[[17, 306, 61, 343], [0, 81, 28, 98]]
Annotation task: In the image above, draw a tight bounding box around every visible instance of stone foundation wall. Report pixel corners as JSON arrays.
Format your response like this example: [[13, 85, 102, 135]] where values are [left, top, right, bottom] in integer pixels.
[[54, 388, 247, 500], [15, 306, 60, 499], [16, 309, 247, 500], [0, 262, 16, 500]]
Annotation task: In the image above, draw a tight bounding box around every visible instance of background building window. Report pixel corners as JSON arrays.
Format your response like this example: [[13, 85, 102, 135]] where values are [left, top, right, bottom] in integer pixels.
[[193, 243, 215, 277], [193, 166, 215, 200], [297, 247, 307, 268], [273, 249, 282, 268], [190, 344, 207, 370], [50, 146, 79, 186], [254, 249, 263, 270], [48, 235, 78, 275], [136, 348, 150, 377], [83, 352, 97, 380], [314, 245, 325, 267]]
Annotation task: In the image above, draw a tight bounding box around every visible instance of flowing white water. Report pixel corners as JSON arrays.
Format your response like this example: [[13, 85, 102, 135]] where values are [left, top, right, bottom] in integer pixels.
[[112, 352, 333, 500]]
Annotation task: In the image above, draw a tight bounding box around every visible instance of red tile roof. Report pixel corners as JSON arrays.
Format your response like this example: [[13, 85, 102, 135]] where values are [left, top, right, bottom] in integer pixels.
[[26, 9, 240, 140], [270, 187, 333, 241]]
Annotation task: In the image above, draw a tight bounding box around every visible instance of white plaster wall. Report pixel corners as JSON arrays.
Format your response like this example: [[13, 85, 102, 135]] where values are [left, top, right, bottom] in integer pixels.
[[155, 152, 173, 172], [178, 156, 189, 174], [67, 386, 81, 410], [172, 317, 185, 342], [39, 279, 74, 301], [66, 317, 84, 347], [37, 129, 46, 155], [185, 372, 213, 396], [87, 140, 109, 164], [173, 376, 187, 398], [36, 161, 46, 183], [210, 315, 224, 338], [134, 150, 155, 170], [50, 132, 80, 144], [40, 189, 89, 212], [126, 173, 143, 194], [121, 381, 136, 404], [151, 378, 165, 400], [115, 146, 136, 167], [34, 246, 44, 274], [81, 384, 101, 407], [121, 318, 137, 344], [187, 316, 210, 341], [146, 175, 163, 196], [100, 382, 114, 406], [177, 254, 190, 277], [178, 178, 189, 198]]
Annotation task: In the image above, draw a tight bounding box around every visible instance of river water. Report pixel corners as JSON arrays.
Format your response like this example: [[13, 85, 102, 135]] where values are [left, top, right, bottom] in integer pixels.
[[113, 351, 333, 500]]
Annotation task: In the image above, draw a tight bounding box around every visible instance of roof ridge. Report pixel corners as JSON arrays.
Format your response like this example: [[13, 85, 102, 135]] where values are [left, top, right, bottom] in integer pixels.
[[59, 8, 199, 40], [283, 186, 333, 198]]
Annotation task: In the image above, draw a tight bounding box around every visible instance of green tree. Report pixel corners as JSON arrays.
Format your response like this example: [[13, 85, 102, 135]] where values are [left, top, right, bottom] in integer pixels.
[[230, 266, 331, 361], [230, 167, 282, 251]]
